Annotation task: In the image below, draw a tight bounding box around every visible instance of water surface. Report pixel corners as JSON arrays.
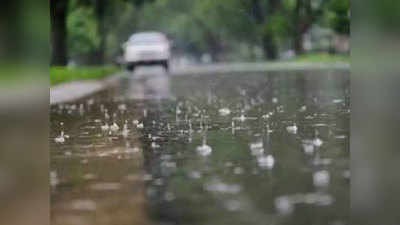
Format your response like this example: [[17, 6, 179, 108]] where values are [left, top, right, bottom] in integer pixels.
[[51, 68, 349, 225]]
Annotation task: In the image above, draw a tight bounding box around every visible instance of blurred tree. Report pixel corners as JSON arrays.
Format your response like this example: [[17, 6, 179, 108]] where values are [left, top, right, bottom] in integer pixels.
[[54, 0, 349, 65], [54, 0, 152, 65], [327, 0, 350, 35], [291, 0, 330, 55], [94, 0, 107, 64], [192, 0, 249, 61], [50, 0, 69, 66], [244, 0, 290, 60], [262, 0, 283, 60], [95, 0, 155, 64], [81, 0, 150, 64], [67, 4, 99, 64]]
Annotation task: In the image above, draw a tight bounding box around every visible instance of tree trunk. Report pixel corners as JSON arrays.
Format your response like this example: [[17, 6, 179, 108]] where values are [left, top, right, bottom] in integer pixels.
[[260, 0, 282, 60], [50, 0, 69, 66], [293, 31, 304, 55], [293, 0, 303, 55], [251, 0, 264, 23], [207, 35, 222, 62], [269, 0, 281, 14], [94, 0, 107, 65], [193, 17, 222, 62], [262, 32, 278, 60], [292, 0, 314, 56]]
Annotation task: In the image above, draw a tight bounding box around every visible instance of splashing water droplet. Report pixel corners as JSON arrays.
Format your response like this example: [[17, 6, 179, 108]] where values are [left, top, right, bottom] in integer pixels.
[[54, 131, 65, 144], [101, 123, 109, 131], [313, 170, 330, 187], [196, 144, 212, 156], [218, 108, 231, 116], [257, 155, 275, 169], [110, 122, 119, 132], [286, 123, 298, 134], [275, 196, 294, 215], [302, 140, 315, 155]]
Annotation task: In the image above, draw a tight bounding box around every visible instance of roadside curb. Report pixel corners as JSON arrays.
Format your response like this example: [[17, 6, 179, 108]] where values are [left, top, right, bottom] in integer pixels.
[[50, 73, 124, 105]]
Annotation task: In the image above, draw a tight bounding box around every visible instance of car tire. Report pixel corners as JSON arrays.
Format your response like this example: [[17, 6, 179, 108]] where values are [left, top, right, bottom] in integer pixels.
[[127, 63, 135, 72], [162, 61, 169, 72]]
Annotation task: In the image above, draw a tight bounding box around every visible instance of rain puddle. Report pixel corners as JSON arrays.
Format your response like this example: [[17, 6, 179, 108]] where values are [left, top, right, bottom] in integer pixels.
[[51, 69, 349, 225]]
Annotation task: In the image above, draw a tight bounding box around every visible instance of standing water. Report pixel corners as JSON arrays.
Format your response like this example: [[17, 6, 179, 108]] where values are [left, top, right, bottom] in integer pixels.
[[51, 69, 349, 225]]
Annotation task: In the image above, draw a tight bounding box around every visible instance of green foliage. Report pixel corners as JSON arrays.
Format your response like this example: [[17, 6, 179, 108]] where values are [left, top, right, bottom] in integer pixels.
[[50, 66, 120, 85], [195, 0, 257, 39], [327, 0, 350, 34], [66, 0, 155, 64], [0, 63, 46, 87], [283, 0, 297, 10], [63, 0, 350, 63], [67, 6, 100, 58], [264, 13, 291, 44], [371, 0, 400, 33], [293, 53, 350, 62]]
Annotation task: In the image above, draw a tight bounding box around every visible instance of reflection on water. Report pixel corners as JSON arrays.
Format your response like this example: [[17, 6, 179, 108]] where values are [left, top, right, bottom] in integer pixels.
[[121, 66, 171, 100], [51, 68, 349, 225]]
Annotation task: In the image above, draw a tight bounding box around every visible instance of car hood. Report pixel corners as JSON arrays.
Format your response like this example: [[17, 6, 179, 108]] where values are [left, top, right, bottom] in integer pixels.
[[126, 44, 168, 51]]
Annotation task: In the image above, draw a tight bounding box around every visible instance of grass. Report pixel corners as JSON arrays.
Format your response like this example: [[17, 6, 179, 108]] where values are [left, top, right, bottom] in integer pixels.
[[293, 53, 350, 63], [50, 65, 120, 85], [0, 63, 48, 87], [48, 54, 348, 86]]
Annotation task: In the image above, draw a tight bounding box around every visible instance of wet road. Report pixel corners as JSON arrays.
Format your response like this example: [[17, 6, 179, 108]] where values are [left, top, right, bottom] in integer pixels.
[[50, 66, 350, 225]]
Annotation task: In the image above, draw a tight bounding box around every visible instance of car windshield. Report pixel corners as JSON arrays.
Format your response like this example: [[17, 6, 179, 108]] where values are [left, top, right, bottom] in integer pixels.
[[129, 33, 165, 44]]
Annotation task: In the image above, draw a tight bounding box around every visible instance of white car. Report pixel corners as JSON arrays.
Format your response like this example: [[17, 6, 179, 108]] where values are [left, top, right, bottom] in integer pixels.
[[123, 32, 171, 71]]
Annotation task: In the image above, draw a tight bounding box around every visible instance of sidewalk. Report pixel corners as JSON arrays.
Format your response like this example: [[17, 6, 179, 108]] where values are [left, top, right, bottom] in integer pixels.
[[50, 73, 123, 105]]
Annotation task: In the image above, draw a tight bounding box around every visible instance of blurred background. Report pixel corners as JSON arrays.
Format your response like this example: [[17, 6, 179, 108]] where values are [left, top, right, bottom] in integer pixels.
[[0, 1, 49, 225], [50, 0, 349, 79]]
